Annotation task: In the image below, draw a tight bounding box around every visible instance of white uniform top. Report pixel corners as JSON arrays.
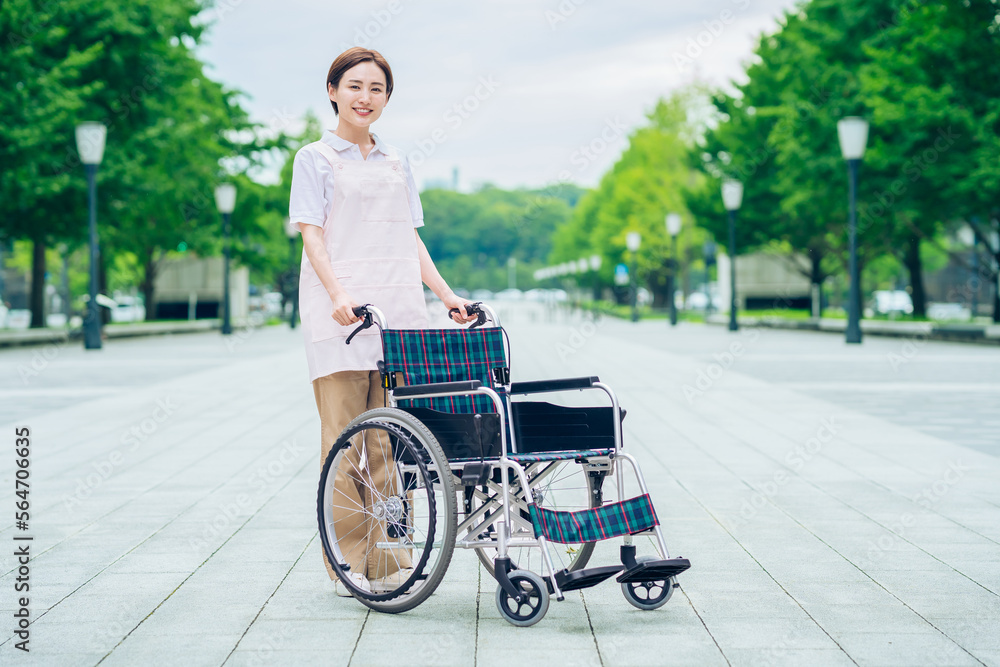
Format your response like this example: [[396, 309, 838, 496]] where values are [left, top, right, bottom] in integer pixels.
[[289, 130, 429, 382], [289, 131, 424, 231]]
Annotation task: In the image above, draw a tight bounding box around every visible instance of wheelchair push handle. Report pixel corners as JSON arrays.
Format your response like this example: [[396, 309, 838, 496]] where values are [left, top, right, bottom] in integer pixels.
[[345, 304, 388, 344], [449, 302, 489, 329]]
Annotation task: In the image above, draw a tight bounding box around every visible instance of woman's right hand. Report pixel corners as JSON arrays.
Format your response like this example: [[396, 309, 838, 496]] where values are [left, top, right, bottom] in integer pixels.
[[330, 290, 361, 326]]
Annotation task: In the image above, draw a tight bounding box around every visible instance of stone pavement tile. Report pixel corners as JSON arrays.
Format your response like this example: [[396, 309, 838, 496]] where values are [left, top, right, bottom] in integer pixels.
[[832, 631, 981, 666], [782, 580, 902, 608], [594, 631, 728, 667], [101, 632, 238, 667], [901, 592, 999, 619], [6, 651, 107, 667], [970, 650, 1000, 667], [683, 588, 808, 620], [925, 616, 1000, 650], [355, 632, 475, 667], [226, 648, 353, 667], [725, 647, 857, 666], [805, 602, 936, 635], [234, 618, 363, 652], [701, 616, 838, 650], [13, 620, 122, 656], [477, 648, 601, 667]]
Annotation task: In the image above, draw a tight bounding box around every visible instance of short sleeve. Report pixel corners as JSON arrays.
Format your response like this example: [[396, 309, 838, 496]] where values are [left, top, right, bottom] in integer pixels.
[[400, 153, 424, 229], [288, 147, 328, 231]]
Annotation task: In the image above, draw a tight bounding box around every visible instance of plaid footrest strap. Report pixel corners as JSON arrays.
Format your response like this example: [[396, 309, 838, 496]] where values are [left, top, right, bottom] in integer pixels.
[[528, 494, 659, 544]]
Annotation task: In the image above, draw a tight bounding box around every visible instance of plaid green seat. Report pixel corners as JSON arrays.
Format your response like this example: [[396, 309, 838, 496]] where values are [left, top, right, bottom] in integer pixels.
[[381, 327, 507, 414], [528, 494, 659, 544]]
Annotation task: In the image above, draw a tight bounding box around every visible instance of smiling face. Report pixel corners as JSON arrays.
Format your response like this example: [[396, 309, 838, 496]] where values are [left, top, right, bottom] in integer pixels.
[[328, 61, 388, 130]]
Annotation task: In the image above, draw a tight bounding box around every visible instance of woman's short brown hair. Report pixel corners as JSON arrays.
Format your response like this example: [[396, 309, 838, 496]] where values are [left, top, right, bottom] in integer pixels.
[[326, 47, 394, 115]]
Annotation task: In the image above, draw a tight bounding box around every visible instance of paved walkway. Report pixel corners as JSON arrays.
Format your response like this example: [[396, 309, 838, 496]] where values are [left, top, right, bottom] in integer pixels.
[[2, 304, 998, 666]]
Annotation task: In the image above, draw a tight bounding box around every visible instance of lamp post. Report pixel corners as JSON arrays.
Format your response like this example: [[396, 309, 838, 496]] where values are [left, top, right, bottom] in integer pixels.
[[214, 183, 237, 335], [666, 213, 682, 326], [721, 179, 743, 332], [837, 116, 869, 344], [284, 218, 299, 329], [75, 122, 107, 350], [626, 231, 641, 322], [703, 241, 717, 315]]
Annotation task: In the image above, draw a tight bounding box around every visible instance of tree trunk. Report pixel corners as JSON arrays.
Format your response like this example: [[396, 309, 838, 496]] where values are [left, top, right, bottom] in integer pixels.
[[30, 236, 45, 328], [903, 235, 927, 318], [141, 251, 158, 322], [993, 252, 1000, 324]]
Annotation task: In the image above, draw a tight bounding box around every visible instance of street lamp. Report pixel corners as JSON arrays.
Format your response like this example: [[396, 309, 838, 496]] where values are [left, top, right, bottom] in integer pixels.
[[666, 213, 683, 326], [721, 179, 743, 332], [214, 183, 237, 336], [76, 122, 107, 350], [626, 231, 641, 322], [703, 241, 717, 315], [284, 218, 299, 329], [837, 116, 869, 344]]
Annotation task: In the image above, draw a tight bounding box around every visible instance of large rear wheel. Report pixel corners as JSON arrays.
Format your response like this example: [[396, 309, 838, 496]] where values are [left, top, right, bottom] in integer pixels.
[[318, 408, 457, 613]]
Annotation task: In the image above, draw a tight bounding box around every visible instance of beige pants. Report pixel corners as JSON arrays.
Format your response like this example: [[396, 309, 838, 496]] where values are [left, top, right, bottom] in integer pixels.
[[314, 370, 411, 581]]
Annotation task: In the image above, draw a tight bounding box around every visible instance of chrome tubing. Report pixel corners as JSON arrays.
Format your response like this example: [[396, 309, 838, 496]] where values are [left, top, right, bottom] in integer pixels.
[[615, 451, 670, 559]]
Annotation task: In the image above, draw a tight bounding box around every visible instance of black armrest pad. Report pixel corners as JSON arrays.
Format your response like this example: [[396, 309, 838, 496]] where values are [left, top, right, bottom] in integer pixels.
[[509, 376, 599, 394], [393, 380, 482, 398]]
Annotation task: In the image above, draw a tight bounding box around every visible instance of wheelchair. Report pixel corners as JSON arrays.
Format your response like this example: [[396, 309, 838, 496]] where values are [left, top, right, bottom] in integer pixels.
[[317, 302, 690, 626]]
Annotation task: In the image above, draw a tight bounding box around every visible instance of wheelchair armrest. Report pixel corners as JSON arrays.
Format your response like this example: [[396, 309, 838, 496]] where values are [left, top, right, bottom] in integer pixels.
[[509, 376, 599, 394], [393, 380, 482, 398]]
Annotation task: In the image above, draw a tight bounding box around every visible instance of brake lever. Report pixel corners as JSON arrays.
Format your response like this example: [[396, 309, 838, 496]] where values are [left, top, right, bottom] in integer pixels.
[[346, 310, 373, 345]]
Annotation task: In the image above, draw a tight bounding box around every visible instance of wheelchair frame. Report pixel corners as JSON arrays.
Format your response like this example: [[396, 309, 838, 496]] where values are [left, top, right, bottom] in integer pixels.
[[317, 302, 690, 626]]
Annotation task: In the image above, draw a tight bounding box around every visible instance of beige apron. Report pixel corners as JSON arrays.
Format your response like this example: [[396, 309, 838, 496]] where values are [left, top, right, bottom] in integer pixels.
[[299, 142, 429, 381]]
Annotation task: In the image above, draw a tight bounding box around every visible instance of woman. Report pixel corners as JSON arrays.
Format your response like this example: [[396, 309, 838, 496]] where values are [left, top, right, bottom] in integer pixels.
[[288, 47, 472, 596]]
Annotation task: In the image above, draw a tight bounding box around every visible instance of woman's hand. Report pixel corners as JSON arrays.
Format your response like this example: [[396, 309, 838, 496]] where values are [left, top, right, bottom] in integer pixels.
[[443, 293, 476, 324], [330, 290, 361, 326]]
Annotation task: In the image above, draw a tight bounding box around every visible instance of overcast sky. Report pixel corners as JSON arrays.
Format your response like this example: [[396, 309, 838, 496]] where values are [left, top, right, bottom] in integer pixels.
[[196, 0, 799, 191]]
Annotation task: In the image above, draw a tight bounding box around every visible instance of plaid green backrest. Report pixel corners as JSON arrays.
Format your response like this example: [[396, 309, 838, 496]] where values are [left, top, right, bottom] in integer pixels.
[[381, 327, 508, 414]]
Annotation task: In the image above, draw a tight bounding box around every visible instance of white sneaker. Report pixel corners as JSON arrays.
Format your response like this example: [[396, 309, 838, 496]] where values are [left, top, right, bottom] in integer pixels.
[[371, 568, 415, 593], [334, 572, 372, 598]]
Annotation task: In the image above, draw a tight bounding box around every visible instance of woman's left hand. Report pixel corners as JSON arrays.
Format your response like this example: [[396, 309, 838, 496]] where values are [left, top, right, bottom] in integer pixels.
[[443, 293, 477, 324]]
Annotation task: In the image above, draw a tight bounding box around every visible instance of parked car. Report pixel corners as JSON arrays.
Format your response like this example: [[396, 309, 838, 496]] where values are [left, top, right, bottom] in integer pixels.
[[111, 296, 146, 323], [495, 288, 523, 301], [871, 290, 913, 316]]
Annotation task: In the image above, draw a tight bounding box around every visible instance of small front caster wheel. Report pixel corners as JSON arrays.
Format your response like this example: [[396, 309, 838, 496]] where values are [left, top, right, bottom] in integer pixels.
[[495, 571, 550, 626], [621, 556, 675, 610]]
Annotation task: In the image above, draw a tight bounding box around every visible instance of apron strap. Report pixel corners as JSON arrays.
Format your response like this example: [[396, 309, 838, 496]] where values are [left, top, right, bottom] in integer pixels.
[[312, 141, 342, 167]]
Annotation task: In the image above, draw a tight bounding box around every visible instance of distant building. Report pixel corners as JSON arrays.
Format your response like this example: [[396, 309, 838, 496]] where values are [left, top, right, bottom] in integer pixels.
[[423, 166, 460, 192]]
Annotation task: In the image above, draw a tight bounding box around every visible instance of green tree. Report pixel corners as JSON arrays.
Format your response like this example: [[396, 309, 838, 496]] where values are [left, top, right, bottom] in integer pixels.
[[860, 0, 1000, 320], [551, 93, 710, 306]]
